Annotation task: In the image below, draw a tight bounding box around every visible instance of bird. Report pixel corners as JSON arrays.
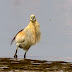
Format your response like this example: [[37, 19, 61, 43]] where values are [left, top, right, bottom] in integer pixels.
[[11, 14, 41, 59]]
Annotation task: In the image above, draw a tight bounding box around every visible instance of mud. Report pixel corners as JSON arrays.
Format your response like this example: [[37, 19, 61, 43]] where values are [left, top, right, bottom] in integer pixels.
[[0, 58, 72, 72]]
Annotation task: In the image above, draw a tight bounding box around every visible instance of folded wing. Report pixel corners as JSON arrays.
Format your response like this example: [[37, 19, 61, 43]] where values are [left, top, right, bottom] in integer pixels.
[[11, 29, 24, 45]]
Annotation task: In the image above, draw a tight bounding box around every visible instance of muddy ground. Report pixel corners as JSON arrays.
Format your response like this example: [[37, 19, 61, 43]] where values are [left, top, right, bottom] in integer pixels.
[[0, 58, 72, 72]]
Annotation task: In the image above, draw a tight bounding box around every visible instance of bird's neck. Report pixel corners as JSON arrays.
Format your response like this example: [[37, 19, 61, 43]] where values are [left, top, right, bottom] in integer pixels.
[[30, 20, 36, 26], [30, 19, 36, 23], [29, 20, 37, 44]]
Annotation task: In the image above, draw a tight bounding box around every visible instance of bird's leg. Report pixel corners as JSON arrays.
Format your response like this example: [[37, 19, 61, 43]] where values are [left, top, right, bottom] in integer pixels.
[[14, 47, 18, 58], [24, 52, 26, 59]]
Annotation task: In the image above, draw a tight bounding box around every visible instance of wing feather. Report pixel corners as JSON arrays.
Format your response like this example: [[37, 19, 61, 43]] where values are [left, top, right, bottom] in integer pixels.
[[11, 29, 24, 45]]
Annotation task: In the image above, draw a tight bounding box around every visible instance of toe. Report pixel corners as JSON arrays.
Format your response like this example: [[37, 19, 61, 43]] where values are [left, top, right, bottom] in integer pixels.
[[14, 54, 18, 58]]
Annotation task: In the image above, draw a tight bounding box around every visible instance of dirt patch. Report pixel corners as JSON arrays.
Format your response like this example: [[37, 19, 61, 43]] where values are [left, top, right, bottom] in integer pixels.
[[0, 58, 72, 72]]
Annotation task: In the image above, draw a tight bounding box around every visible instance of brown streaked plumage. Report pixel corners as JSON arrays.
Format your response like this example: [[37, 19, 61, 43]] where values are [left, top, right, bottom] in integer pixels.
[[11, 14, 41, 59]]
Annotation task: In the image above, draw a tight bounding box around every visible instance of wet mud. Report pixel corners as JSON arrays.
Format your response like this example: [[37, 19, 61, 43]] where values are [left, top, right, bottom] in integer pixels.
[[0, 58, 72, 72]]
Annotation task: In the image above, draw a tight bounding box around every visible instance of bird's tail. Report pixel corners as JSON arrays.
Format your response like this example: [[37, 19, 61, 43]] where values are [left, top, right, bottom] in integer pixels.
[[10, 36, 16, 45]]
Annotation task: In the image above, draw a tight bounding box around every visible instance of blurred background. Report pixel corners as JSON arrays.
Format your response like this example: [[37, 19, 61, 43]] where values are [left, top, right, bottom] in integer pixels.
[[0, 0, 72, 61]]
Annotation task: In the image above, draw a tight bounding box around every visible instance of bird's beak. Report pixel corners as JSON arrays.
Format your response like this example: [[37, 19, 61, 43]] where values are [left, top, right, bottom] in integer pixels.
[[32, 17, 35, 20]]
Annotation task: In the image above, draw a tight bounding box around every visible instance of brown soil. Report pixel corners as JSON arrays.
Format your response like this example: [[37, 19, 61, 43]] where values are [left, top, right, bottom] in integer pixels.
[[0, 58, 72, 72]]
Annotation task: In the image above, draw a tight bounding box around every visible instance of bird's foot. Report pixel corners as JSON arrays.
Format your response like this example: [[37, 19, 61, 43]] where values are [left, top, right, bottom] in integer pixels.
[[24, 52, 26, 59], [14, 54, 18, 58]]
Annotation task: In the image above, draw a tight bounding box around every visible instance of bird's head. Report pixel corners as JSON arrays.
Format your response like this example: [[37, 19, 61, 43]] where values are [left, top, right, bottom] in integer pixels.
[[30, 14, 36, 22]]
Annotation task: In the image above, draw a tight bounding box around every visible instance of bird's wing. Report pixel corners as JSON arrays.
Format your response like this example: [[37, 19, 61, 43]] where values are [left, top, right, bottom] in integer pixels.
[[11, 29, 24, 45]]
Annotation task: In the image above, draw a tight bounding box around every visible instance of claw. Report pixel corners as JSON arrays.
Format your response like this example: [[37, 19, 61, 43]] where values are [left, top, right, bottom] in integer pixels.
[[24, 52, 26, 59], [14, 54, 18, 58]]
